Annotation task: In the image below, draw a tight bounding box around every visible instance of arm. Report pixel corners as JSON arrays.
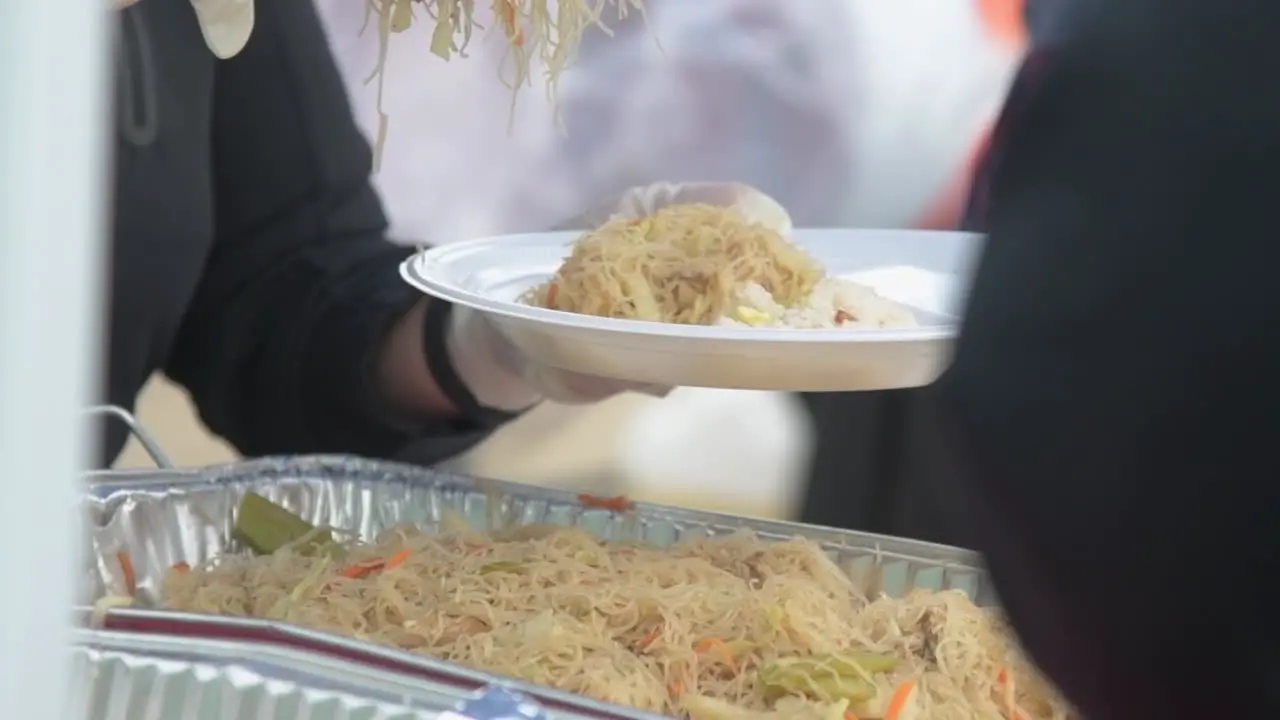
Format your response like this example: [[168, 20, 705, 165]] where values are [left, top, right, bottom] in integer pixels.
[[166, 0, 480, 458], [935, 1, 1280, 717]]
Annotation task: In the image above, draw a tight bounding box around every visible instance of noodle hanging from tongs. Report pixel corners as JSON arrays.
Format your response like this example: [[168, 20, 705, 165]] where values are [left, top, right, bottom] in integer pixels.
[[359, 0, 648, 168]]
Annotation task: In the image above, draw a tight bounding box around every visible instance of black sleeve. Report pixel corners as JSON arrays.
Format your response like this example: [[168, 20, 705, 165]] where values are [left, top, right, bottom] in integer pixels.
[[165, 0, 492, 460], [934, 1, 1280, 718]]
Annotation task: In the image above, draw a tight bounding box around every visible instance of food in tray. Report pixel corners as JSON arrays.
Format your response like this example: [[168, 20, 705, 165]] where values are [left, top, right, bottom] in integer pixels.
[[152, 492, 1071, 720], [522, 204, 918, 329]]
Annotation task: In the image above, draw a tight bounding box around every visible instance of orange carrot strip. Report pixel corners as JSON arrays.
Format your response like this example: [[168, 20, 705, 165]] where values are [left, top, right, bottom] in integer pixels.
[[117, 551, 137, 595], [343, 546, 413, 579], [638, 624, 663, 649], [499, 0, 524, 45], [171, 561, 190, 572], [916, 124, 996, 230], [996, 668, 1027, 720], [578, 493, 634, 512], [384, 547, 412, 570], [975, 0, 1028, 49], [843, 712, 860, 720], [545, 282, 558, 307], [884, 680, 916, 720], [693, 637, 737, 672], [339, 558, 386, 579]]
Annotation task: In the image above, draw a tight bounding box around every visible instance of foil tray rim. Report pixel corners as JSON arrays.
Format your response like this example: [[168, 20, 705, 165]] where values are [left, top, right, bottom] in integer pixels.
[[85, 454, 984, 569]]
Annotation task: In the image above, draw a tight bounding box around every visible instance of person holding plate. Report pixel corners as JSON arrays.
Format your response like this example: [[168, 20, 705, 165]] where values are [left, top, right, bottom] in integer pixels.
[[100, 0, 687, 465]]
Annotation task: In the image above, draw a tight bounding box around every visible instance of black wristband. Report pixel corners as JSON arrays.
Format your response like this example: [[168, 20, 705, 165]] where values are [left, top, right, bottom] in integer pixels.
[[422, 299, 520, 428]]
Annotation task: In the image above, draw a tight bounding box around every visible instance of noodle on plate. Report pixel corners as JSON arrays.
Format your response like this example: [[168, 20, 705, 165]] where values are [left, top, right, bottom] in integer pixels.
[[524, 204, 918, 330]]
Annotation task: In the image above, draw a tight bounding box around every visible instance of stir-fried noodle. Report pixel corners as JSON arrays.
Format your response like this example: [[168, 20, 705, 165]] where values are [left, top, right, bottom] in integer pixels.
[[524, 203, 916, 330], [163, 518, 1072, 719]]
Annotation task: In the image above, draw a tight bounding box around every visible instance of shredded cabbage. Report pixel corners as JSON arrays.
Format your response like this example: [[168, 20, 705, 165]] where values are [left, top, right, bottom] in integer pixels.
[[526, 203, 825, 324], [360, 0, 648, 168], [163, 522, 1074, 719]]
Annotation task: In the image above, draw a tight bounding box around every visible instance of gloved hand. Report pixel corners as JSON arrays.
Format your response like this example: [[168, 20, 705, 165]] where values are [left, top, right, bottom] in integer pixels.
[[445, 180, 792, 413], [554, 181, 793, 234]]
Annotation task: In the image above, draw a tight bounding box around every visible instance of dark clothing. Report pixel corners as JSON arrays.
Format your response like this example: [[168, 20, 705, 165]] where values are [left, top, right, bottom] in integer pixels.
[[798, 393, 967, 547], [104, 0, 490, 465], [959, 49, 1058, 233], [937, 0, 1280, 717], [799, 0, 1073, 548]]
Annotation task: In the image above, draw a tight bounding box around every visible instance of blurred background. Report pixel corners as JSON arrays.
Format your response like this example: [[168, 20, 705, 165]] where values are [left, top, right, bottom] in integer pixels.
[[118, 0, 1025, 521]]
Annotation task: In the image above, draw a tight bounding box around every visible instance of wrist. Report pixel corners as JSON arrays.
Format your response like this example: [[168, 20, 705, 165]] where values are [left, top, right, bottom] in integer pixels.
[[425, 301, 538, 421]]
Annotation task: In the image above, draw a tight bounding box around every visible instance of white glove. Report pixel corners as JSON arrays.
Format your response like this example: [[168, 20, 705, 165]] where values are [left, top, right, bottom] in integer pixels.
[[445, 305, 667, 412], [446, 181, 792, 413], [560, 181, 793, 234]]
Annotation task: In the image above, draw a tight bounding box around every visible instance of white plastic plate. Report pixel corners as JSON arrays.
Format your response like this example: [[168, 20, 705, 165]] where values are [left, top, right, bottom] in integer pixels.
[[400, 229, 983, 391]]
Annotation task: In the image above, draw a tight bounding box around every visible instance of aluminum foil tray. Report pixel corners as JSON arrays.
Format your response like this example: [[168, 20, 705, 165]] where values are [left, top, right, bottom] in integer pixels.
[[74, 627, 601, 720], [80, 455, 989, 719], [73, 628, 446, 720]]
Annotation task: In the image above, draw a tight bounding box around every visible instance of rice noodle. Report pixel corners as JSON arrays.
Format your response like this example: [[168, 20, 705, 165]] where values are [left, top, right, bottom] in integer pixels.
[[361, 0, 647, 167], [163, 524, 1074, 719], [526, 204, 827, 324]]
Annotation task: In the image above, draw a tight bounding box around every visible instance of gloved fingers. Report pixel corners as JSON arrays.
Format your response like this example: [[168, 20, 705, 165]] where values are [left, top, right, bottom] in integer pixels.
[[616, 182, 793, 233], [451, 307, 673, 411], [613, 181, 686, 218], [547, 182, 696, 230], [628, 383, 674, 400], [710, 183, 793, 234], [547, 202, 612, 231], [665, 182, 754, 207], [556, 182, 792, 235], [529, 365, 673, 405], [447, 306, 543, 413], [616, 181, 740, 217]]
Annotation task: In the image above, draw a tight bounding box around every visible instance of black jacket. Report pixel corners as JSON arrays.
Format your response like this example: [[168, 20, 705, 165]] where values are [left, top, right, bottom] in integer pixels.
[[104, 0, 490, 464], [940, 0, 1280, 717], [798, 0, 1078, 547]]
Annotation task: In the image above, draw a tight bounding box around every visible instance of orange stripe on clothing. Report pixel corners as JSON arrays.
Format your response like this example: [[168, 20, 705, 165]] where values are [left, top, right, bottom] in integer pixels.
[[976, 0, 1029, 50], [916, 125, 995, 231]]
